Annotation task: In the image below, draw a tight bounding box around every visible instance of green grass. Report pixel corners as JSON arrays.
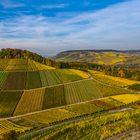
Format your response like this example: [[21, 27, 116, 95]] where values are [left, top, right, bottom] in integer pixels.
[[0, 91, 23, 117]]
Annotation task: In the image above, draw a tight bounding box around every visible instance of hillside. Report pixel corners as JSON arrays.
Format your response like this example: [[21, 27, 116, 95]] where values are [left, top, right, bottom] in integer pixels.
[[53, 50, 140, 65], [0, 54, 140, 139], [0, 48, 55, 67], [0, 58, 134, 117], [0, 59, 54, 71]]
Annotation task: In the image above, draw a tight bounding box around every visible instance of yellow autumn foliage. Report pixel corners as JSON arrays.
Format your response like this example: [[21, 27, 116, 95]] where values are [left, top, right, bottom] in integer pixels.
[[70, 69, 89, 78], [30, 60, 55, 70], [90, 70, 140, 87], [111, 94, 140, 104], [0, 120, 31, 135]]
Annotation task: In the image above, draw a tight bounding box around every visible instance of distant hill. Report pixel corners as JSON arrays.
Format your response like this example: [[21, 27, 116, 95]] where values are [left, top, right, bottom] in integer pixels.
[[53, 50, 140, 65]]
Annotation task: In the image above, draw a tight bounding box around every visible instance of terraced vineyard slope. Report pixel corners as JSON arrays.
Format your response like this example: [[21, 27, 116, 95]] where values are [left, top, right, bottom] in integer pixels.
[[0, 57, 139, 140]]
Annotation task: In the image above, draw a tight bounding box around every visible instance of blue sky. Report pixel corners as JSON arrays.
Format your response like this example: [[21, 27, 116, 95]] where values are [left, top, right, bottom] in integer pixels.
[[0, 0, 140, 56]]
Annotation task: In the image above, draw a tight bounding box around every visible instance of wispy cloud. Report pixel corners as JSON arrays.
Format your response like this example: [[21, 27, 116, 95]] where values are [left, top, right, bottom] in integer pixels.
[[0, 0, 24, 8], [40, 4, 68, 9], [0, 0, 140, 55]]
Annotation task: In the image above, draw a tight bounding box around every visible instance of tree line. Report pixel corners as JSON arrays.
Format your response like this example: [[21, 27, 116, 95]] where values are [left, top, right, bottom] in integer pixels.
[[57, 61, 140, 81], [0, 48, 56, 67]]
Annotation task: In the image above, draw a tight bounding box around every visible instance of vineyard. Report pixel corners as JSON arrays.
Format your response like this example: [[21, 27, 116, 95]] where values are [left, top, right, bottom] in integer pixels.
[[0, 79, 132, 117], [69, 69, 89, 78], [14, 89, 45, 115], [0, 120, 31, 138], [0, 60, 87, 90], [0, 93, 140, 139], [89, 70, 140, 87], [0, 71, 7, 89], [3, 72, 26, 90], [0, 91, 23, 117], [0, 59, 54, 71], [43, 85, 66, 109], [35, 109, 139, 140], [111, 94, 140, 104], [0, 58, 140, 139]]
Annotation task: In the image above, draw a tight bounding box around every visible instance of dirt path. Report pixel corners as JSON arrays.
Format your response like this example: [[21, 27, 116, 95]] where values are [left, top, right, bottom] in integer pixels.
[[0, 95, 107, 121], [89, 72, 128, 90], [0, 72, 136, 121], [89, 72, 140, 93], [0, 78, 92, 92]]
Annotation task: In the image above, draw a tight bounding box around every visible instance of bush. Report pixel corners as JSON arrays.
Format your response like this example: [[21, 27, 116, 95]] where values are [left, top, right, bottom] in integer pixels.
[[2, 130, 18, 140]]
